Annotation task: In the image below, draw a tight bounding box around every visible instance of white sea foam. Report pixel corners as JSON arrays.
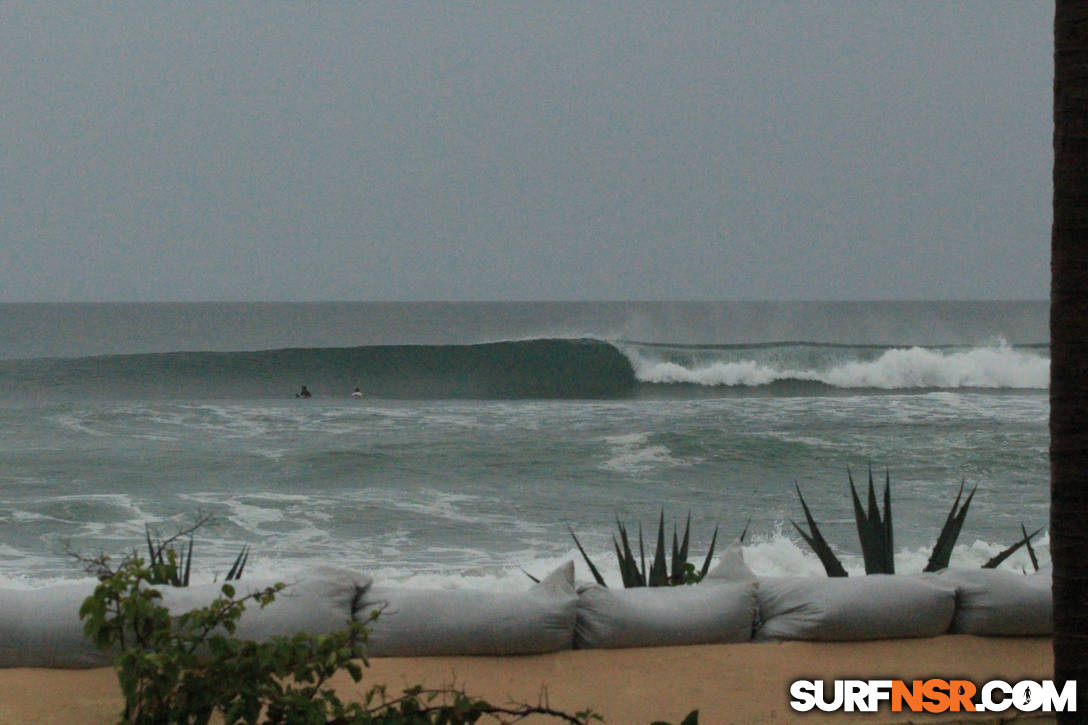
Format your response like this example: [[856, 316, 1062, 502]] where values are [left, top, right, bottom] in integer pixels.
[[49, 412, 108, 436], [249, 528, 1050, 591], [599, 432, 699, 474], [821, 344, 1048, 389], [0, 528, 1050, 591], [627, 340, 1049, 389], [634, 359, 785, 387]]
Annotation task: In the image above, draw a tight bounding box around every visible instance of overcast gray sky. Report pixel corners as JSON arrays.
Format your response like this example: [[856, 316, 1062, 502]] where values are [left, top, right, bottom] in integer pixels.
[[0, 2, 1052, 302]]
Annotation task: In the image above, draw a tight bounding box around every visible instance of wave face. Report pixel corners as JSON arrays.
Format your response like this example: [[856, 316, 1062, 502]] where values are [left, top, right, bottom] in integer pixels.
[[623, 339, 1049, 391], [0, 338, 636, 400], [0, 338, 1049, 400]]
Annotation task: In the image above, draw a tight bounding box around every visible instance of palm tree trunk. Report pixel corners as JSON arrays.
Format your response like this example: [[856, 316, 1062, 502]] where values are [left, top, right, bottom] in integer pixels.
[[1051, 0, 1088, 703]]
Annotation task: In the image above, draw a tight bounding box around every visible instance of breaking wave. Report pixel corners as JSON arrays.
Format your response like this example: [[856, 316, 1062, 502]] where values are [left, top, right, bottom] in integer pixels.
[[625, 338, 1048, 390], [0, 338, 1048, 401]]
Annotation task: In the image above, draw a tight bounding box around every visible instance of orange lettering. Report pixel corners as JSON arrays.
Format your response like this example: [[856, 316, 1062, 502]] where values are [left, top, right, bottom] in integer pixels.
[[949, 680, 976, 712], [892, 680, 924, 712], [922, 679, 951, 713]]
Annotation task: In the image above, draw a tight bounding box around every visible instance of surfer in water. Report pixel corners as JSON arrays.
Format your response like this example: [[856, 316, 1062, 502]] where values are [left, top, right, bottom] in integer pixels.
[[351, 387, 363, 398], [296, 385, 312, 399]]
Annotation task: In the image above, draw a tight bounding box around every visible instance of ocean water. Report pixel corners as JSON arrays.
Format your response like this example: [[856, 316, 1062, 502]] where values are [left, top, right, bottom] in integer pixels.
[[0, 301, 1050, 590]]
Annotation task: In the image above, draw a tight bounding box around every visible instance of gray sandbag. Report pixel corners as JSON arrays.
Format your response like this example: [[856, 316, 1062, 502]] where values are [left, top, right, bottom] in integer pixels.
[[360, 562, 577, 657], [574, 580, 758, 649], [754, 574, 957, 641], [159, 566, 371, 641], [701, 539, 757, 583], [936, 567, 1052, 635], [0, 581, 110, 668]]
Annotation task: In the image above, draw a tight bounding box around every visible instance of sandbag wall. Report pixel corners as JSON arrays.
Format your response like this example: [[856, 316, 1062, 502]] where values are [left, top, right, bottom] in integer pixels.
[[0, 565, 1053, 668]]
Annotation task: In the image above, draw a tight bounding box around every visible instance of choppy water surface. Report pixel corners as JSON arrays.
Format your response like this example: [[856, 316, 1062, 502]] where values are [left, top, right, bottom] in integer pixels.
[[0, 301, 1051, 588]]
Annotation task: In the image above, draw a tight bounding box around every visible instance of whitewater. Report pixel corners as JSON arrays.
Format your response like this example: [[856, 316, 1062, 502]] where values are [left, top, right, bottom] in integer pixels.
[[0, 301, 1051, 590], [625, 339, 1048, 390]]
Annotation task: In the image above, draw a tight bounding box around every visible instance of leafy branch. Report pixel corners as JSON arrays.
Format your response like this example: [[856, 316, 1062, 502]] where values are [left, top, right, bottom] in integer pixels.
[[68, 511, 247, 587], [78, 537, 612, 724]]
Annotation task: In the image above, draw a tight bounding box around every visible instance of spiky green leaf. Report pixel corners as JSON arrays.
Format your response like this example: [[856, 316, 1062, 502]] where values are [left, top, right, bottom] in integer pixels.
[[611, 535, 629, 585], [794, 483, 848, 577], [983, 525, 1044, 569], [924, 481, 976, 572], [226, 545, 249, 582], [882, 469, 894, 574], [145, 524, 157, 566], [567, 526, 607, 586], [697, 524, 720, 580], [680, 512, 692, 562], [671, 526, 681, 584], [850, 467, 894, 574], [616, 521, 645, 587], [182, 535, 193, 587], [649, 510, 669, 587], [1022, 523, 1040, 571]]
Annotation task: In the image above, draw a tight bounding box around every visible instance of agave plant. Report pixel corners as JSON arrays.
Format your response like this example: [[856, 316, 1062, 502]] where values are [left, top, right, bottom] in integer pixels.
[[144, 523, 195, 586], [791, 467, 1014, 577], [144, 521, 249, 586], [983, 523, 1044, 571], [568, 509, 738, 588], [849, 467, 895, 574], [792, 466, 901, 576], [791, 483, 848, 577], [923, 480, 976, 572], [71, 513, 250, 586]]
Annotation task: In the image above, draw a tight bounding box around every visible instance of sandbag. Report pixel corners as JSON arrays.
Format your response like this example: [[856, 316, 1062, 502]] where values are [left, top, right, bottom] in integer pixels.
[[754, 575, 957, 641], [936, 567, 1052, 636], [0, 581, 110, 668], [159, 566, 371, 641], [702, 539, 757, 583], [360, 562, 577, 657], [574, 580, 758, 649]]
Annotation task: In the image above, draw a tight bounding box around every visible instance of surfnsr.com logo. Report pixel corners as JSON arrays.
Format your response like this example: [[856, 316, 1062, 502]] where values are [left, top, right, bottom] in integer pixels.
[[789, 679, 1076, 713]]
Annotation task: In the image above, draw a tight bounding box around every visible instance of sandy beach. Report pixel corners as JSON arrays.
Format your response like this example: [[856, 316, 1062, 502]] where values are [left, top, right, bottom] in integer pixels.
[[0, 636, 1054, 725]]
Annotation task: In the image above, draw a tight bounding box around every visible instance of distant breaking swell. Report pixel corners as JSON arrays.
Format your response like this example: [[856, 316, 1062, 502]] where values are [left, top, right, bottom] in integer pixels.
[[0, 338, 1050, 400]]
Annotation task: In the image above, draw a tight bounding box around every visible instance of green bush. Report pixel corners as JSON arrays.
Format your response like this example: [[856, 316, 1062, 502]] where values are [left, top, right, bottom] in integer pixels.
[[80, 554, 370, 724], [80, 552, 703, 724]]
